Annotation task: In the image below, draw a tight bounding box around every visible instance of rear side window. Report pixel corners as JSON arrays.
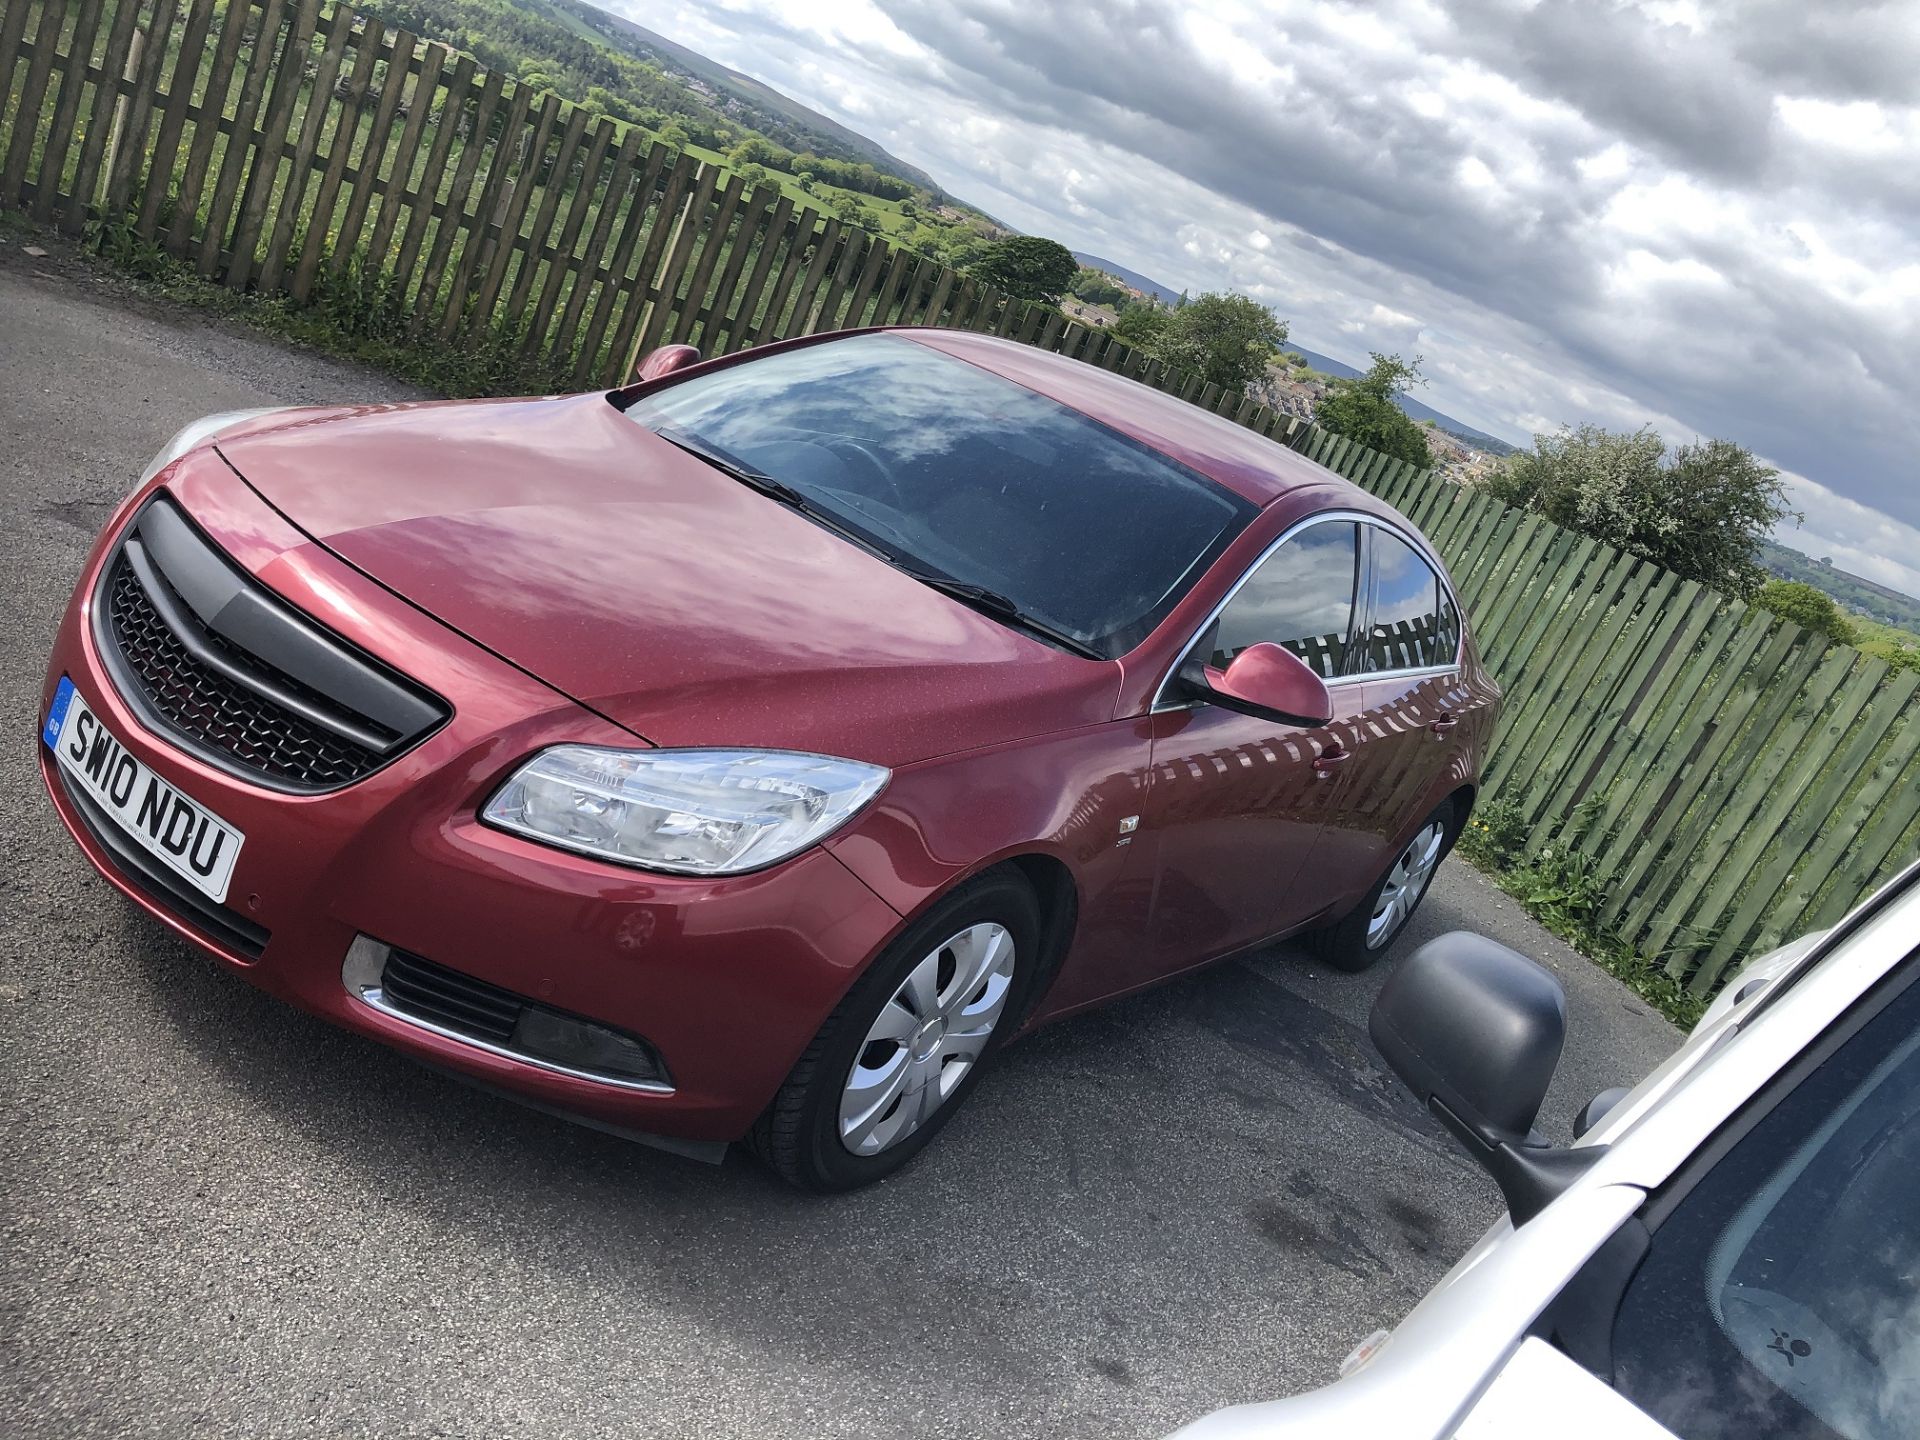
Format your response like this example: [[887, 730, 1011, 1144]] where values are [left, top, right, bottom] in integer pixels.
[[1203, 520, 1359, 679], [1365, 530, 1450, 672]]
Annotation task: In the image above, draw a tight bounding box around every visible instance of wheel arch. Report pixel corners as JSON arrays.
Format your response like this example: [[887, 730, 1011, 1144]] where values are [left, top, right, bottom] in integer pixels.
[[1447, 780, 1479, 825], [995, 851, 1080, 1033]]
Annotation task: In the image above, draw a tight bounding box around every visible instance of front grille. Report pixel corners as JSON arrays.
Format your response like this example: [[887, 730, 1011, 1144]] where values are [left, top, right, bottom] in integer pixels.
[[106, 560, 386, 787], [95, 496, 448, 792], [381, 948, 522, 1046]]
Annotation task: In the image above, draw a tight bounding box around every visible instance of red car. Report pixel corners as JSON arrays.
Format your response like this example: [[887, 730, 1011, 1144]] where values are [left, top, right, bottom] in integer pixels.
[[40, 329, 1496, 1190]]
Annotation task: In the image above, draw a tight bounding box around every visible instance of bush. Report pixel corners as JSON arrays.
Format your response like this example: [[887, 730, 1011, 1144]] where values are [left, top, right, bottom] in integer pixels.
[[1457, 793, 1528, 869], [1753, 580, 1857, 644], [1110, 303, 1172, 351], [1474, 425, 1795, 598], [1313, 352, 1432, 470]]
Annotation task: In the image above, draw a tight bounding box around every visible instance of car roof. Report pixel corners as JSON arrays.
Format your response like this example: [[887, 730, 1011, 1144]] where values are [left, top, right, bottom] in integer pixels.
[[898, 327, 1374, 511]]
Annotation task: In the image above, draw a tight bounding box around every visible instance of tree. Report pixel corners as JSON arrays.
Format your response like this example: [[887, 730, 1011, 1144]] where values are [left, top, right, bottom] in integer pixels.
[[1110, 303, 1172, 352], [936, 234, 986, 272], [1474, 425, 1795, 597], [1753, 581, 1857, 643], [1313, 352, 1433, 470], [737, 162, 772, 192], [794, 170, 817, 193], [968, 235, 1079, 304], [656, 121, 691, 152], [1069, 267, 1127, 307], [727, 136, 789, 170], [1153, 292, 1287, 391]]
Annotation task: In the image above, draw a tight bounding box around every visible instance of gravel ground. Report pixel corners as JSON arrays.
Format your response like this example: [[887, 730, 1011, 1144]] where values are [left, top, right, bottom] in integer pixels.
[[0, 239, 1681, 1440]]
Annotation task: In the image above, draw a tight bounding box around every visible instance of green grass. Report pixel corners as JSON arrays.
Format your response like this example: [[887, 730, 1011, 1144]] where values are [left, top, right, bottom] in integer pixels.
[[1458, 796, 1709, 1029], [664, 137, 943, 252]]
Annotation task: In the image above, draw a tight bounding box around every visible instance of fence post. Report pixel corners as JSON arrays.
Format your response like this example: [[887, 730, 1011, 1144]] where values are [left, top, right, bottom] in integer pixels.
[[99, 26, 145, 211]]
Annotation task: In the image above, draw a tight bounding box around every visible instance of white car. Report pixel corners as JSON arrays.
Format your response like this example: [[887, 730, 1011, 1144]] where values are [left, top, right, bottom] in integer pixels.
[[1174, 859, 1919, 1440]]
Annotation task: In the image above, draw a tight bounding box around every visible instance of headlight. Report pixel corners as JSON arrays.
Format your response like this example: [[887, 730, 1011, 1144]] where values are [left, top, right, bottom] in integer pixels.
[[481, 747, 890, 875], [136, 408, 290, 488]]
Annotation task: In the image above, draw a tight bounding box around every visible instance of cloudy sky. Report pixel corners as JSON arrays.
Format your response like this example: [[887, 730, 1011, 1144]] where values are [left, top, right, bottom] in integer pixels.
[[615, 0, 1920, 596]]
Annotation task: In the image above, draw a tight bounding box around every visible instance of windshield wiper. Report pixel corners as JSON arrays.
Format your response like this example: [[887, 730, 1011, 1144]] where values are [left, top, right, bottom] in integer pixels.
[[651, 426, 807, 505], [900, 571, 1104, 660], [651, 425, 890, 558], [652, 426, 1101, 661]]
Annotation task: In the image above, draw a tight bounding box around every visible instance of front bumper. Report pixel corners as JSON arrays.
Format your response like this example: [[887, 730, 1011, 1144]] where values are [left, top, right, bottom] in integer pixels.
[[39, 453, 904, 1146]]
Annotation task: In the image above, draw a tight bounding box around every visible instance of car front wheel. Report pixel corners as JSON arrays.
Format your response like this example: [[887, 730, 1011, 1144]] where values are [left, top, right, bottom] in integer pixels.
[[750, 870, 1040, 1191]]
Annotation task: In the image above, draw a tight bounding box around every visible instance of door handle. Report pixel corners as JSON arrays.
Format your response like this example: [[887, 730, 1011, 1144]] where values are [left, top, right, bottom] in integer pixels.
[[1430, 712, 1459, 735], [1313, 743, 1351, 777]]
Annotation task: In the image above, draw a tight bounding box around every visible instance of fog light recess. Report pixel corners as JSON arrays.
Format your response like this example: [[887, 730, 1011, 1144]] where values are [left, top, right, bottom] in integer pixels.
[[510, 1006, 666, 1085]]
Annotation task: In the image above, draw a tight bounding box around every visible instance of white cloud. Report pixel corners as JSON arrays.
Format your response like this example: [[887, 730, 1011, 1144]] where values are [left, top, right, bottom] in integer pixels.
[[613, 0, 1920, 597]]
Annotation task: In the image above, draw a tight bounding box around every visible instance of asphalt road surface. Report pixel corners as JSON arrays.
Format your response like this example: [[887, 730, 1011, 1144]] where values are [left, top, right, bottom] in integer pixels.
[[0, 242, 1681, 1440]]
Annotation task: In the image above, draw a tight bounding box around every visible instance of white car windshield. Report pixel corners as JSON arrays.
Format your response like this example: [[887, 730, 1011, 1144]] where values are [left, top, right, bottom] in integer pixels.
[[1611, 968, 1920, 1439]]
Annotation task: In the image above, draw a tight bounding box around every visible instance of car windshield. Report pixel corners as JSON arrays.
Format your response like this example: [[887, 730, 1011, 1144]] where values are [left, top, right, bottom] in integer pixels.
[[1612, 963, 1920, 1439], [620, 334, 1255, 658]]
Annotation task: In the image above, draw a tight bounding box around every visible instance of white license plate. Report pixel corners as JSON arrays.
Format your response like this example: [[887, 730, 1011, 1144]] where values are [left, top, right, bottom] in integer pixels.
[[44, 677, 246, 903]]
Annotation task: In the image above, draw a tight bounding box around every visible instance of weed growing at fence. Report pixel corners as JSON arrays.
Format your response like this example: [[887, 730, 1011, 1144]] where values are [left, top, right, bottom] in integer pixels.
[[1456, 793, 1529, 869], [1458, 795, 1707, 1029], [78, 218, 558, 397]]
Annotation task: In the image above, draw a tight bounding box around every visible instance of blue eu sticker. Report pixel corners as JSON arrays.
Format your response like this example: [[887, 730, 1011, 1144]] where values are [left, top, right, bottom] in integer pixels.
[[43, 676, 76, 750]]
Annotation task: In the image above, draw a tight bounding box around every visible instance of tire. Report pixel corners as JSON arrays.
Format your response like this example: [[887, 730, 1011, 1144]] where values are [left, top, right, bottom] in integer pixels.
[[1306, 798, 1460, 973], [750, 870, 1041, 1192]]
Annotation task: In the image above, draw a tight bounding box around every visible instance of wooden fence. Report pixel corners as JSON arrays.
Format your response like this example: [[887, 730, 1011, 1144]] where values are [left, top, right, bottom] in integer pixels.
[[4, 0, 1916, 994]]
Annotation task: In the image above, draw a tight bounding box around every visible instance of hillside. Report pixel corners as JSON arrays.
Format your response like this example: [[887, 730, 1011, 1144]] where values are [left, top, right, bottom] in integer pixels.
[[557, 1, 942, 194], [1075, 250, 1518, 455], [354, 0, 1001, 257], [1761, 540, 1920, 621]]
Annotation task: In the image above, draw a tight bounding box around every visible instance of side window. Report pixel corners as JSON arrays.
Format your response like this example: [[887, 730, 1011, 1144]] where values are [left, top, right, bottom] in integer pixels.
[[1203, 520, 1358, 679], [1609, 970, 1920, 1440], [1365, 530, 1447, 672]]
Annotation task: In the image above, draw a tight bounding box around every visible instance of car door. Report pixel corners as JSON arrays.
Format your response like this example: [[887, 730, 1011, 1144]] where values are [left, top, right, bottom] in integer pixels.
[[1311, 523, 1465, 894], [1134, 516, 1370, 976]]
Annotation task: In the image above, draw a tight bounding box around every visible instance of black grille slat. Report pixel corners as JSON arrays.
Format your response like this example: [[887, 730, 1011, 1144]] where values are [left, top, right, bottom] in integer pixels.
[[382, 985, 519, 1044], [382, 968, 521, 1030], [384, 975, 521, 1036], [383, 950, 524, 1012], [108, 560, 385, 785], [380, 950, 527, 1045], [96, 497, 448, 792]]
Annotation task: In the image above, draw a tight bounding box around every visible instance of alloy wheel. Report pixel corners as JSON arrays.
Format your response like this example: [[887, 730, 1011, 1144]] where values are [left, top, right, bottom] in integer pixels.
[[838, 922, 1017, 1156], [1367, 820, 1446, 949]]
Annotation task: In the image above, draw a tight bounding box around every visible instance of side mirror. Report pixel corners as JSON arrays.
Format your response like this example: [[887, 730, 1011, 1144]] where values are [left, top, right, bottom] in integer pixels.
[[1370, 933, 1602, 1225], [631, 343, 702, 384], [1189, 642, 1333, 726]]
